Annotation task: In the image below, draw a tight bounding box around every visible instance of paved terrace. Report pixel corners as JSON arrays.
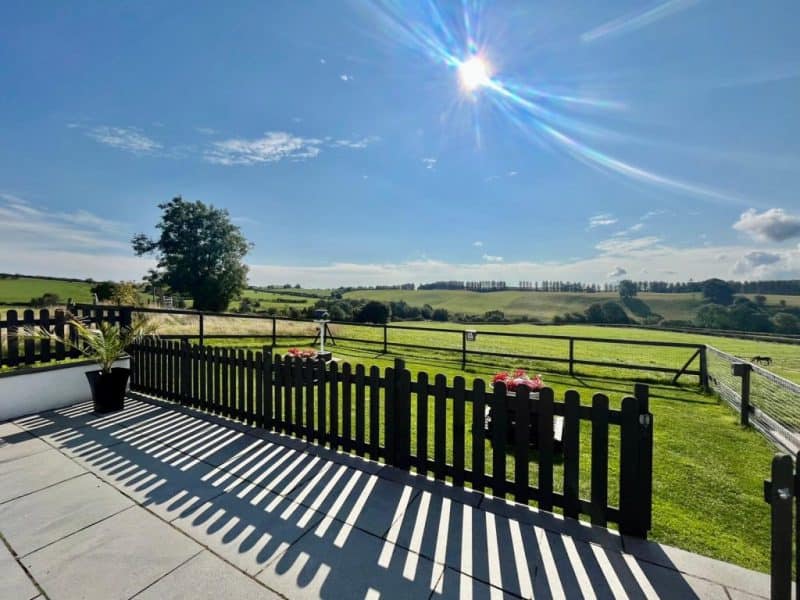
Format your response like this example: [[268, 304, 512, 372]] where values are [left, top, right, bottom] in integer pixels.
[[1, 394, 769, 600]]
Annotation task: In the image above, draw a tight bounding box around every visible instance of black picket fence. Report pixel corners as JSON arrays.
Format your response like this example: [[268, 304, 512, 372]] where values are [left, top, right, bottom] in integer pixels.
[[128, 338, 654, 538], [765, 453, 799, 599], [0, 307, 132, 367]]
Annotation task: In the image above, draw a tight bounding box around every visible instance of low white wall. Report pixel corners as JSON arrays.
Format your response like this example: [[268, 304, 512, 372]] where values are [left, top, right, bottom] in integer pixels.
[[0, 358, 130, 422]]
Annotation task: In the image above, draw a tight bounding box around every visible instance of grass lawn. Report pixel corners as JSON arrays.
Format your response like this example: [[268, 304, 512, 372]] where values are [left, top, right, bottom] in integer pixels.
[[0, 277, 94, 304], [201, 334, 775, 573]]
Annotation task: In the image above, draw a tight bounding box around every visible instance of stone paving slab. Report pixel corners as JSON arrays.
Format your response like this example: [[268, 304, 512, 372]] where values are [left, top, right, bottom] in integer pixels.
[[0, 473, 133, 557], [170, 479, 324, 575], [0, 540, 39, 600], [133, 550, 281, 599], [0, 449, 85, 504], [285, 462, 420, 539], [258, 523, 445, 599], [2, 397, 773, 600], [0, 422, 52, 464], [22, 506, 201, 600]]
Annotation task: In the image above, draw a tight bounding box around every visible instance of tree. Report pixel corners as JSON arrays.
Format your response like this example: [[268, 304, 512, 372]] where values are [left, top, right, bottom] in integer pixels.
[[600, 301, 630, 324], [356, 301, 390, 324], [110, 282, 139, 306], [694, 304, 731, 329], [132, 197, 252, 312], [701, 278, 734, 306], [584, 303, 604, 323], [618, 280, 638, 299], [772, 312, 800, 334], [91, 281, 116, 302], [431, 308, 450, 322]]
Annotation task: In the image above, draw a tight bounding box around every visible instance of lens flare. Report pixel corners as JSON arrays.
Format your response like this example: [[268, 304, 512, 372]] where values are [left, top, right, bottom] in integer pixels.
[[458, 55, 491, 91]]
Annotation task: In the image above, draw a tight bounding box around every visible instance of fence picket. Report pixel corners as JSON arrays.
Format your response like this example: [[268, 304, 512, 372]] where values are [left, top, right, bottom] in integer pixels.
[[563, 390, 581, 519], [330, 361, 339, 445], [538, 387, 555, 511], [317, 359, 327, 444], [591, 393, 610, 527], [453, 377, 466, 488], [342, 362, 352, 452], [237, 349, 246, 421], [369, 366, 380, 460], [471, 379, 486, 493], [416, 372, 429, 475], [514, 386, 531, 504], [434, 374, 447, 480], [39, 309, 51, 363], [54, 309, 65, 360], [355, 364, 366, 456], [293, 357, 303, 436], [492, 382, 508, 498], [305, 358, 314, 441], [23, 309, 35, 364], [7, 310, 18, 367], [273, 354, 283, 429]]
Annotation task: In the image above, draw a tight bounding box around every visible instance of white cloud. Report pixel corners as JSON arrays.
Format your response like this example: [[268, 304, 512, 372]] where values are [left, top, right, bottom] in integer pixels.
[[340, 74, 353, 81], [422, 158, 437, 170], [195, 127, 217, 135], [507, 171, 518, 176], [472, 241, 484, 247], [589, 214, 618, 228], [482, 254, 503, 263], [581, 0, 700, 43], [733, 248, 799, 277], [0, 195, 130, 253], [320, 58, 326, 64], [596, 236, 661, 254], [733, 208, 800, 242], [608, 266, 627, 278], [641, 209, 668, 221], [331, 136, 379, 149], [86, 126, 161, 154], [205, 132, 323, 165]]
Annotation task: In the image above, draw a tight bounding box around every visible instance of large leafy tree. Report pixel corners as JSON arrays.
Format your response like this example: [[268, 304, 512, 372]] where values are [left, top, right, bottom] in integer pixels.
[[132, 197, 252, 311]]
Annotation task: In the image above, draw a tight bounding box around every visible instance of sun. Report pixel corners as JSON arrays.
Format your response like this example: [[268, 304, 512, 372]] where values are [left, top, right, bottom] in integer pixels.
[[458, 55, 491, 91]]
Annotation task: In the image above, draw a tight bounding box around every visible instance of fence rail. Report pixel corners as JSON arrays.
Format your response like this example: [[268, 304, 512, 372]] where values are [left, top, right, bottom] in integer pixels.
[[64, 303, 707, 385], [128, 338, 654, 537], [707, 345, 800, 455]]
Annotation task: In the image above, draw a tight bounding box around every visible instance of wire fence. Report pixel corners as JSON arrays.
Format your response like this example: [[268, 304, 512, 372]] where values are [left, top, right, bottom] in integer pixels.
[[707, 345, 800, 454]]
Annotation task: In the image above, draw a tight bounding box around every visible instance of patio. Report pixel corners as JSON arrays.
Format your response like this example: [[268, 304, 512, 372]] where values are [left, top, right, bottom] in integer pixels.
[[1, 394, 769, 599]]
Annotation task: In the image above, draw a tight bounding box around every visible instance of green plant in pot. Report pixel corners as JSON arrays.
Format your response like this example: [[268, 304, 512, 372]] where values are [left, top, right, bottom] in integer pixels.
[[28, 316, 157, 414]]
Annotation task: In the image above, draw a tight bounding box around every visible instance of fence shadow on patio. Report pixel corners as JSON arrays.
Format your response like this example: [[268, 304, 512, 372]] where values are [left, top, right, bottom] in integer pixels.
[[10, 394, 704, 599]]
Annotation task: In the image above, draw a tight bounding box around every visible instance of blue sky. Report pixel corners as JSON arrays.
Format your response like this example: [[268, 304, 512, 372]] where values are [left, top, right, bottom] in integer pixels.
[[1, 0, 799, 286]]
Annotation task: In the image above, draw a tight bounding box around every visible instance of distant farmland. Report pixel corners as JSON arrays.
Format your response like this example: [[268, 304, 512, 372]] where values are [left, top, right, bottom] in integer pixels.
[[343, 289, 800, 322], [0, 276, 94, 304]]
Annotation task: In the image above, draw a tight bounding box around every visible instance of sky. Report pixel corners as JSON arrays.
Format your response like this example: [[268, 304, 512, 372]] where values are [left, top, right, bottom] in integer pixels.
[[1, 0, 799, 287]]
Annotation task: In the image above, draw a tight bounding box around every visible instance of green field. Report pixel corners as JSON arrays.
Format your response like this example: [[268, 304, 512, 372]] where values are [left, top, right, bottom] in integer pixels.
[[343, 288, 796, 323], [0, 276, 94, 305], [205, 330, 775, 573]]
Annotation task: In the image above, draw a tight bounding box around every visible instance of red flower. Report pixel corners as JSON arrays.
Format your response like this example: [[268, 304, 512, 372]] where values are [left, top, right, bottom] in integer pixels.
[[513, 368, 527, 378]]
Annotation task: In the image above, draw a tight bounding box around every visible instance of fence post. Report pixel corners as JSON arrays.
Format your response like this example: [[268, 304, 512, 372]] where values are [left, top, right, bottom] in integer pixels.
[[699, 345, 709, 390], [733, 362, 752, 426], [198, 313, 205, 348], [619, 384, 653, 539], [180, 340, 190, 404], [461, 331, 467, 370], [120, 306, 133, 329], [272, 317, 276, 348], [383, 324, 388, 354], [765, 454, 794, 600], [569, 338, 575, 376]]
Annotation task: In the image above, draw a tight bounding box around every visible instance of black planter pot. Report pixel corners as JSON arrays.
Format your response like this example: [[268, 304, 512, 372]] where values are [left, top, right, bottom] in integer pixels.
[[86, 368, 130, 414]]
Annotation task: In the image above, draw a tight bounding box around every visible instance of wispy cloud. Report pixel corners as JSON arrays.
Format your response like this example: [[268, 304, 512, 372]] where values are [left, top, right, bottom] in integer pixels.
[[0, 194, 129, 252], [472, 241, 484, 247], [482, 254, 503, 263], [588, 213, 618, 228], [205, 132, 323, 165], [596, 236, 661, 254], [422, 158, 437, 170], [340, 74, 353, 82], [331, 136, 380, 149], [195, 127, 217, 135], [85, 126, 162, 155], [581, 0, 701, 43]]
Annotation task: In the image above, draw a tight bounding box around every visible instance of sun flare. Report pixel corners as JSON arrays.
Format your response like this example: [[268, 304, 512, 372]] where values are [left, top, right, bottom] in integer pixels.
[[458, 55, 491, 91]]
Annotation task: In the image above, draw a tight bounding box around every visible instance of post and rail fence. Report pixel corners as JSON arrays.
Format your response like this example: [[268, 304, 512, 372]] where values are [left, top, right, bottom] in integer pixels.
[[51, 303, 708, 385], [128, 338, 654, 538], [765, 453, 799, 600]]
